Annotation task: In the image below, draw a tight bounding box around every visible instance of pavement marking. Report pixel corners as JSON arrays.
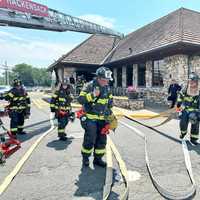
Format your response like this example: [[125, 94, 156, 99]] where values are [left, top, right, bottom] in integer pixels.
[[0, 113, 55, 196], [107, 136, 129, 200], [103, 143, 113, 200], [32, 99, 42, 109], [120, 120, 196, 200]]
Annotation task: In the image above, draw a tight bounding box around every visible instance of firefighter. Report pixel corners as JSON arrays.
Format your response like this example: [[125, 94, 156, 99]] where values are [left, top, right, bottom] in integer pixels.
[[167, 79, 181, 108], [76, 75, 86, 95], [50, 79, 73, 141], [176, 72, 200, 145], [78, 66, 113, 167], [1, 79, 30, 138]]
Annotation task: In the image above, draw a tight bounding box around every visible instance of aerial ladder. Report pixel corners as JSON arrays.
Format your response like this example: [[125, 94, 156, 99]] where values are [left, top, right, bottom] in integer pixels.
[[0, 0, 123, 37]]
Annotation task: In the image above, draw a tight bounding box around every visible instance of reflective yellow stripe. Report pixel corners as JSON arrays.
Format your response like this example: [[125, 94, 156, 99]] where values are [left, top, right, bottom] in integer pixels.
[[97, 98, 108, 104], [8, 93, 14, 98], [109, 94, 113, 98], [59, 98, 65, 102], [86, 93, 93, 102], [186, 108, 196, 111], [86, 113, 105, 120], [81, 147, 93, 154], [181, 130, 187, 134], [50, 104, 55, 107], [190, 134, 199, 139], [18, 126, 23, 128], [58, 129, 65, 133], [52, 94, 57, 98], [80, 91, 87, 96], [59, 106, 71, 110], [184, 97, 193, 102], [11, 128, 18, 132], [95, 149, 106, 154], [10, 106, 26, 110]]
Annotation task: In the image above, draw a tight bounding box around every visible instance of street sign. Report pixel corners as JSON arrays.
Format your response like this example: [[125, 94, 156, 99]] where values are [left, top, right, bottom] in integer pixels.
[[0, 0, 49, 17]]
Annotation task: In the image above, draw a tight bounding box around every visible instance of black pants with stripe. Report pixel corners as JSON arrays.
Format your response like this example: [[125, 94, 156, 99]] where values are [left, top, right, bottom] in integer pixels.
[[180, 110, 199, 141], [10, 111, 25, 135], [81, 119, 107, 159]]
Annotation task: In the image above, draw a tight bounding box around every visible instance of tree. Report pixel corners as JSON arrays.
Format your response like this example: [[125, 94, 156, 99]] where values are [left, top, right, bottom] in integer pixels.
[[12, 63, 34, 86]]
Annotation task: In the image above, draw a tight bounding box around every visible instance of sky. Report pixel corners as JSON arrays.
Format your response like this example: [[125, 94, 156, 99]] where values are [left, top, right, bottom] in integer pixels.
[[0, 0, 200, 69]]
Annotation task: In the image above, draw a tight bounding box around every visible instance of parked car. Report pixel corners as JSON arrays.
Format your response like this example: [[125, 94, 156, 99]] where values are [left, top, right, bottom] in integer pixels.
[[0, 85, 11, 95]]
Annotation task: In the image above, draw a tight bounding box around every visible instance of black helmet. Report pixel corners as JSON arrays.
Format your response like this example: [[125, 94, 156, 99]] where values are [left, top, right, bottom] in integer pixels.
[[95, 67, 112, 80], [13, 78, 22, 87], [189, 72, 199, 81]]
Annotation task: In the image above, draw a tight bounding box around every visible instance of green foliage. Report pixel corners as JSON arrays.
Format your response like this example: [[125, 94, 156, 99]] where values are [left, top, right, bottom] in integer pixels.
[[9, 63, 51, 87]]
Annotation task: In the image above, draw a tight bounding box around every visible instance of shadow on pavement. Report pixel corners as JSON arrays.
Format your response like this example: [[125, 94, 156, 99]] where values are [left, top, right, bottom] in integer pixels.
[[74, 166, 106, 200], [187, 140, 200, 155], [46, 138, 72, 150], [18, 123, 51, 143]]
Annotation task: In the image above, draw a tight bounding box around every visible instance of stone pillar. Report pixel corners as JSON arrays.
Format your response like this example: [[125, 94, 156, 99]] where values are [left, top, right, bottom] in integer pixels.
[[122, 65, 127, 88], [133, 64, 138, 87], [113, 68, 117, 87], [145, 61, 152, 88], [164, 55, 188, 88], [189, 55, 200, 77], [57, 67, 64, 82]]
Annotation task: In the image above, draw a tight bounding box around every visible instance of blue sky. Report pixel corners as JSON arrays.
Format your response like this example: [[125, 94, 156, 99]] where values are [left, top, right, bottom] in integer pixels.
[[0, 0, 200, 68]]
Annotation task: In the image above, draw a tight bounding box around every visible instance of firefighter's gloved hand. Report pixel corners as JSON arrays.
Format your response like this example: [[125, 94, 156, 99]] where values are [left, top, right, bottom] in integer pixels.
[[58, 110, 67, 117], [175, 106, 182, 112], [101, 124, 110, 135]]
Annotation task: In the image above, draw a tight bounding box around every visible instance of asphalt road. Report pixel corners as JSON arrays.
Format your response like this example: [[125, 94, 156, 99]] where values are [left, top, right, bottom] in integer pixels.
[[1, 92, 200, 200]]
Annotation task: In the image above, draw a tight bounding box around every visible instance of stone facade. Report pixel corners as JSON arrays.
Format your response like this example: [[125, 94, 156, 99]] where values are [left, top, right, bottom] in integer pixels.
[[112, 54, 200, 105], [113, 98, 144, 110]]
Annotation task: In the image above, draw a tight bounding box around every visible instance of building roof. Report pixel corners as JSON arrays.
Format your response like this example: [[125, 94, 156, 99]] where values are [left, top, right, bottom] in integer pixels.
[[49, 8, 200, 70], [49, 34, 120, 70], [105, 8, 200, 64]]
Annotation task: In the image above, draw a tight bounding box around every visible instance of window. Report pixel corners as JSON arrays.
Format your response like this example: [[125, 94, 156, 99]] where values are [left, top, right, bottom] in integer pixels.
[[117, 67, 122, 87], [152, 60, 164, 87], [138, 63, 146, 87], [126, 64, 133, 87]]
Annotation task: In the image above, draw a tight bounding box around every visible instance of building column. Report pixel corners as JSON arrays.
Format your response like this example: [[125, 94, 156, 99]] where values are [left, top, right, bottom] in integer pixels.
[[122, 65, 127, 88], [132, 64, 138, 88], [113, 68, 117, 87], [164, 54, 188, 89], [145, 61, 152, 88], [57, 67, 64, 83]]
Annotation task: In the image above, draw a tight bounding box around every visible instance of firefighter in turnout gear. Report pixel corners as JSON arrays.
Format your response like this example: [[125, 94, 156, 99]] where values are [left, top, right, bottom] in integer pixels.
[[1, 79, 30, 138], [176, 72, 200, 145], [78, 67, 113, 167], [50, 79, 73, 141]]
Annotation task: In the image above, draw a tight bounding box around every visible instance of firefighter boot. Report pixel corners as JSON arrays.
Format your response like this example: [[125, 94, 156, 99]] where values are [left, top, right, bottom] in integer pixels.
[[93, 157, 107, 168], [190, 139, 198, 146], [18, 131, 27, 135], [82, 156, 89, 167]]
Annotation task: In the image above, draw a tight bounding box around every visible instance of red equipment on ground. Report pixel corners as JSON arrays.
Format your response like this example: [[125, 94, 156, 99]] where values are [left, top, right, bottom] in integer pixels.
[[0, 110, 21, 164]]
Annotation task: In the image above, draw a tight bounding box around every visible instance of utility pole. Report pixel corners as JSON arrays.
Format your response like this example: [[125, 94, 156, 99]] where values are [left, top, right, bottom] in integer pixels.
[[0, 62, 12, 85], [5, 61, 9, 85]]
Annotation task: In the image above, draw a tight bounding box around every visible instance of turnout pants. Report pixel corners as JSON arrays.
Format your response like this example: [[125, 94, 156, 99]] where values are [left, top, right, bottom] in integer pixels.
[[57, 116, 69, 138], [10, 111, 25, 135], [180, 110, 199, 141], [81, 119, 107, 159]]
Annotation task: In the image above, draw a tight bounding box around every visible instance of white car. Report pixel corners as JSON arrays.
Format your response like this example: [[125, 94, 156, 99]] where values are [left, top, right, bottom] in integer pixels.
[[0, 85, 11, 95]]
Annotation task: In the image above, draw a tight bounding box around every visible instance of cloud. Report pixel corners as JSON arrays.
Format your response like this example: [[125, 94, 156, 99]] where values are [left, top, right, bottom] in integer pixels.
[[79, 14, 115, 29], [0, 31, 77, 67]]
